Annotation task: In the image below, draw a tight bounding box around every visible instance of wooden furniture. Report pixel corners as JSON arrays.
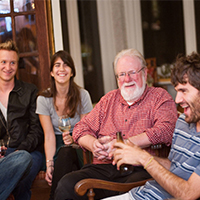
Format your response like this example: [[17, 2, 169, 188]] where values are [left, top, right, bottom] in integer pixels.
[[0, 0, 53, 92], [30, 171, 51, 200], [75, 178, 153, 200], [74, 144, 170, 200]]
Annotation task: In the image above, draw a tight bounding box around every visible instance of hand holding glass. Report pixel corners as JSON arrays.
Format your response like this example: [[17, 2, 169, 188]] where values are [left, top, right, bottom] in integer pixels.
[[58, 116, 79, 149]]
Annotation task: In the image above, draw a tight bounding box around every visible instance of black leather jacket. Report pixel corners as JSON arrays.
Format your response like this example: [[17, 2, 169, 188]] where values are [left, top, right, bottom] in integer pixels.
[[0, 79, 44, 153]]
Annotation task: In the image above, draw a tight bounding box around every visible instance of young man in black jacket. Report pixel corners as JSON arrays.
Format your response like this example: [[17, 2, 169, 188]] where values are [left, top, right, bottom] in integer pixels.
[[0, 40, 44, 200]]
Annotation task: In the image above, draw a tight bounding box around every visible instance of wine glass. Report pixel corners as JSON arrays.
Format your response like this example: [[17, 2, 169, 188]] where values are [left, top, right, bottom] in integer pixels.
[[58, 116, 80, 149], [58, 115, 71, 133], [0, 139, 6, 157]]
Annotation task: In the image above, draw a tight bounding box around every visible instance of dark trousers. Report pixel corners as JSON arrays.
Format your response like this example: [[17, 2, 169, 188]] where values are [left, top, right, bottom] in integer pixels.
[[50, 146, 80, 200], [54, 163, 151, 200]]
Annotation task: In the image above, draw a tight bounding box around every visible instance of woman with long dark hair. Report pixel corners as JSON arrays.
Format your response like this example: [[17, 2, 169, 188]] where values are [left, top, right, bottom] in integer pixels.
[[36, 50, 93, 199]]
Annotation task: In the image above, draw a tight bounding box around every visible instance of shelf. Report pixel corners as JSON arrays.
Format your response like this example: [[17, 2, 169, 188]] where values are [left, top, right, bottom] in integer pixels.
[[156, 78, 171, 85]]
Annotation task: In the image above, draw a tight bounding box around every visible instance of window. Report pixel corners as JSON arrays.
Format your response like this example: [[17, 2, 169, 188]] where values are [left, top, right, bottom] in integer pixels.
[[0, 0, 52, 91], [141, 0, 185, 66], [77, 0, 104, 103], [195, 0, 200, 53]]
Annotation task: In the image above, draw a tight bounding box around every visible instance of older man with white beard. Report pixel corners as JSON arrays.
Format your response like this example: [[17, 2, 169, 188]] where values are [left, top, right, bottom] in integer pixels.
[[54, 49, 178, 200], [102, 52, 200, 200]]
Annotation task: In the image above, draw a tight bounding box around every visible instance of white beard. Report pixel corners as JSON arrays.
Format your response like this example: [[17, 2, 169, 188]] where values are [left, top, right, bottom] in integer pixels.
[[120, 75, 146, 103]]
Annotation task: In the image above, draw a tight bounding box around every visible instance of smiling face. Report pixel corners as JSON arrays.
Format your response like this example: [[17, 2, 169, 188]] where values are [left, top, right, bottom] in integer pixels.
[[50, 57, 73, 85], [0, 50, 18, 83], [116, 55, 147, 103], [175, 82, 200, 123]]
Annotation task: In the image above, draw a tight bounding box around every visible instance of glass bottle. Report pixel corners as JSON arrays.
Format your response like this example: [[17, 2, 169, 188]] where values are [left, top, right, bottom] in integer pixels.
[[116, 132, 134, 174]]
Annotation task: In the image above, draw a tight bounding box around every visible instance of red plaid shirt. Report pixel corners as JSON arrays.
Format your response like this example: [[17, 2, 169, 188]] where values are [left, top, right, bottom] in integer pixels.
[[73, 86, 177, 164]]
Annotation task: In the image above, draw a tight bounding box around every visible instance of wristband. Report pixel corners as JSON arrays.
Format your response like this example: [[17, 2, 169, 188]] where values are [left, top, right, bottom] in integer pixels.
[[144, 156, 154, 169]]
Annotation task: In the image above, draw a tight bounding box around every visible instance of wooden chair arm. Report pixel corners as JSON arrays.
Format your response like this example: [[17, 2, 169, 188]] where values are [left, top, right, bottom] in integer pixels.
[[75, 178, 153, 196], [76, 144, 163, 200]]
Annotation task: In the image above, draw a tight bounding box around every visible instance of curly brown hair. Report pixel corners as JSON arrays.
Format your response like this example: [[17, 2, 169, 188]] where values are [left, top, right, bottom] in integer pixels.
[[171, 52, 200, 90]]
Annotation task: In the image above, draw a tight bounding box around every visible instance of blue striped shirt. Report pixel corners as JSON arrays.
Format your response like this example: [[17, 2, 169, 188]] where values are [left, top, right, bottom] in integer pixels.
[[129, 114, 200, 199]]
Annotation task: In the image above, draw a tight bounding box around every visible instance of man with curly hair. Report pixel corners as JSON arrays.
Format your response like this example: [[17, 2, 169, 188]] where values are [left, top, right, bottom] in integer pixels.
[[104, 51, 200, 200]]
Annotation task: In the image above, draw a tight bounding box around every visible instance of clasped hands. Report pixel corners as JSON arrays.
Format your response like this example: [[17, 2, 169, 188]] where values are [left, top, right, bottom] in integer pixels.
[[92, 136, 115, 160], [92, 136, 144, 169]]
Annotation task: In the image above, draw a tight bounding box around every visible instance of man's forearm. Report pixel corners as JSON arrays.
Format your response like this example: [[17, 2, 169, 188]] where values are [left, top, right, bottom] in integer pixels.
[[143, 155, 199, 199], [78, 134, 96, 152], [154, 156, 171, 170], [128, 132, 151, 148]]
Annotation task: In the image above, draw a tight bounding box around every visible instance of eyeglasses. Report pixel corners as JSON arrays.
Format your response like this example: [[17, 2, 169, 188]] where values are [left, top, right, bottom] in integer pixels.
[[116, 67, 145, 81]]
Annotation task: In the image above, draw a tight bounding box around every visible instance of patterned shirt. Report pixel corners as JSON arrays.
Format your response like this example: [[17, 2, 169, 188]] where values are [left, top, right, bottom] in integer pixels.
[[130, 114, 200, 199], [73, 85, 177, 164]]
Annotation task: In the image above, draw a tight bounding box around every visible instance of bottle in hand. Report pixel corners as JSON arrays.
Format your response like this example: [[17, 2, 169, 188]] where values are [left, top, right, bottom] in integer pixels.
[[0, 139, 6, 156], [116, 132, 134, 174]]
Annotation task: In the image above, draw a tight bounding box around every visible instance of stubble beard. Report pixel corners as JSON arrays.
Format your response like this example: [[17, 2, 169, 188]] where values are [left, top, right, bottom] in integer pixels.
[[185, 95, 200, 123]]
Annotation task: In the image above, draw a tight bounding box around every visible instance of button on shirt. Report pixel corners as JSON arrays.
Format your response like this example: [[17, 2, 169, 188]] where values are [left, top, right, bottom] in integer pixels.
[[73, 85, 178, 164]]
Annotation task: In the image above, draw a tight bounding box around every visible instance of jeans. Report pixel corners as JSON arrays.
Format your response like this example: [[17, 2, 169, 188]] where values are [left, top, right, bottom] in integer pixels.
[[0, 150, 32, 200], [5, 148, 43, 200]]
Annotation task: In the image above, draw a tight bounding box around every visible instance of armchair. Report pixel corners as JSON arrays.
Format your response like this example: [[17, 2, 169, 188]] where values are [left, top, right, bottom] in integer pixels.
[[75, 144, 170, 200], [75, 178, 153, 200]]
